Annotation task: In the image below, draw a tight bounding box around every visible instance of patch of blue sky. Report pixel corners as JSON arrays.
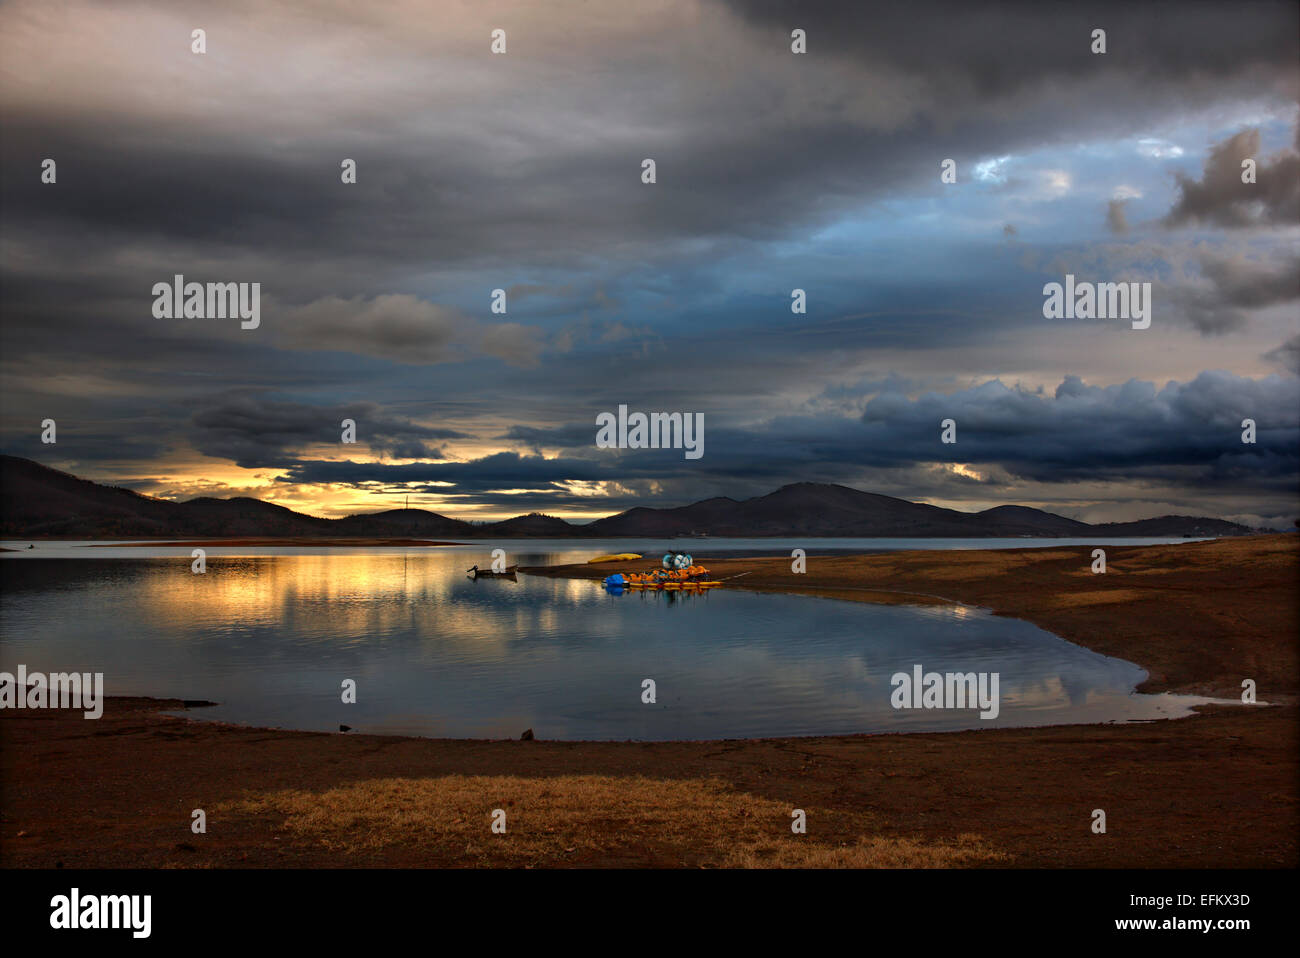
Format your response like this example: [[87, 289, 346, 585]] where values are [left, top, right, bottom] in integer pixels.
[[406, 107, 1297, 358]]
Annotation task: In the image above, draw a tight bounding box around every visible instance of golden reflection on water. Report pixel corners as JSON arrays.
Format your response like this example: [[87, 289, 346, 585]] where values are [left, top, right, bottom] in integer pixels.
[[130, 555, 548, 661]]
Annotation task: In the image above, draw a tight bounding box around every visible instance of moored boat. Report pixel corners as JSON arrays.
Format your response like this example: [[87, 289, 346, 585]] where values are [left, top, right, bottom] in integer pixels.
[[468, 564, 518, 579]]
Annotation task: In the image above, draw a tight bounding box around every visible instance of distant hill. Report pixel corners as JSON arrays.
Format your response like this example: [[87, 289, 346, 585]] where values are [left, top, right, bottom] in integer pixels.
[[487, 513, 581, 537], [1090, 516, 1256, 537], [330, 509, 477, 539], [0, 456, 1257, 540], [0, 456, 464, 539], [584, 481, 1252, 538]]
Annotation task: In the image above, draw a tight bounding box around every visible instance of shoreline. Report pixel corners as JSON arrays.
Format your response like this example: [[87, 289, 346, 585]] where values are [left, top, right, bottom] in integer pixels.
[[108, 690, 1269, 744], [2, 534, 1295, 868], [525, 534, 1298, 700]]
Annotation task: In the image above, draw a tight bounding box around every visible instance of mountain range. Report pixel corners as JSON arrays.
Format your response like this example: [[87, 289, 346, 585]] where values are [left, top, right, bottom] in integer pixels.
[[0, 455, 1256, 539]]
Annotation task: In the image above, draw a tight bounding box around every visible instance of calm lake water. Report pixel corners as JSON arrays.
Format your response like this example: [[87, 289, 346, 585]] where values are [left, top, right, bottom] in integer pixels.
[[0, 539, 1221, 740]]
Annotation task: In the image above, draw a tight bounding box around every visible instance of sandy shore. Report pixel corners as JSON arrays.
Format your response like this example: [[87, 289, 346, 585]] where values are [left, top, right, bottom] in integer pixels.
[[2, 535, 1295, 868]]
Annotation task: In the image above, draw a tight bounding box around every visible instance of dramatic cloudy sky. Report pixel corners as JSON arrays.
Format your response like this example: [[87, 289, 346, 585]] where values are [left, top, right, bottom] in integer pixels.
[[1, 0, 1297, 526]]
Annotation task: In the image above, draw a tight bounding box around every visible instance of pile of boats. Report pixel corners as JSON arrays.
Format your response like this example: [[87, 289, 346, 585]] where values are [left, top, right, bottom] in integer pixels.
[[602, 552, 721, 591], [603, 568, 720, 590]]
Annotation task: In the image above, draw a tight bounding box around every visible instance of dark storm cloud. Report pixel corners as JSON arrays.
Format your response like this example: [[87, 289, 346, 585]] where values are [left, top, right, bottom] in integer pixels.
[[0, 434, 171, 468], [1200, 253, 1300, 309], [854, 371, 1298, 484], [1, 0, 1293, 383], [500, 423, 599, 453], [654, 371, 1299, 493], [276, 452, 613, 488], [266, 372, 1298, 504], [189, 392, 465, 468], [275, 294, 547, 367], [1264, 334, 1300, 375], [1168, 251, 1300, 334], [723, 0, 1299, 93], [3, 0, 1295, 299], [1164, 128, 1300, 228], [0, 0, 1296, 524]]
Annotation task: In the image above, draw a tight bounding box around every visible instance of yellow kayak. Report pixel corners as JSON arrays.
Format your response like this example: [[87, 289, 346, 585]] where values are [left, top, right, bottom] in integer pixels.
[[587, 553, 643, 564], [626, 580, 720, 589]]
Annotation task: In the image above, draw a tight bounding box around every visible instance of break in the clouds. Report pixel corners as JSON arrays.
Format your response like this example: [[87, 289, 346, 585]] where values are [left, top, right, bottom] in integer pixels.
[[0, 0, 1297, 525]]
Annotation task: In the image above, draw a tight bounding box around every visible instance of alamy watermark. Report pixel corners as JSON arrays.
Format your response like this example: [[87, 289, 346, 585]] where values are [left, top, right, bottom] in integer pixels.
[[0, 665, 103, 719], [50, 888, 150, 938], [596, 405, 703, 459], [890, 664, 1000, 720], [1042, 274, 1151, 330], [152, 274, 260, 329]]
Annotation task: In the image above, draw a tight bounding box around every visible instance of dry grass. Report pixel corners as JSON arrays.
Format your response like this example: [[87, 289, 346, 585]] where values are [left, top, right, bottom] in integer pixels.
[[724, 834, 1004, 868], [219, 773, 1007, 868]]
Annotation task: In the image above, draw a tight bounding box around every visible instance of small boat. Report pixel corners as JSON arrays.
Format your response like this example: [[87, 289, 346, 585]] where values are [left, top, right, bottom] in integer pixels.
[[468, 564, 518, 579], [586, 553, 643, 564]]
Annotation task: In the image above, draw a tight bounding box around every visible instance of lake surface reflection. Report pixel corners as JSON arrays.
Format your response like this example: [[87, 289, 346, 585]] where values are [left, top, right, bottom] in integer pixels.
[[0, 546, 1220, 740]]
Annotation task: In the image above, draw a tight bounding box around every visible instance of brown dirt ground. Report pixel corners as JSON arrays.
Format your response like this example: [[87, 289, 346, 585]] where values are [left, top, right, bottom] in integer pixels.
[[2, 535, 1296, 868]]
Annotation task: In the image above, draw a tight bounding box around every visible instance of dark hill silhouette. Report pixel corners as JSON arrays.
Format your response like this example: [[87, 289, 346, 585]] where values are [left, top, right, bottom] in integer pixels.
[[330, 508, 476, 539], [589, 483, 1102, 537], [487, 513, 579, 537], [0, 455, 1255, 539]]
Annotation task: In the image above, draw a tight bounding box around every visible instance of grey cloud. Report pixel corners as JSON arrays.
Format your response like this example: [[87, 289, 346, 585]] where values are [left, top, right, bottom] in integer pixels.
[[0, 0, 1296, 525], [1200, 253, 1300, 309], [278, 295, 466, 365], [479, 323, 546, 368], [1106, 199, 1130, 235], [277, 452, 612, 488], [4, 0, 1295, 295], [1046, 238, 1299, 336], [853, 371, 1298, 484], [1165, 128, 1300, 228], [1168, 251, 1300, 334], [505, 284, 572, 303], [1263, 334, 1300, 374], [189, 391, 463, 467], [277, 294, 548, 367], [271, 372, 1299, 503], [500, 423, 598, 453]]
